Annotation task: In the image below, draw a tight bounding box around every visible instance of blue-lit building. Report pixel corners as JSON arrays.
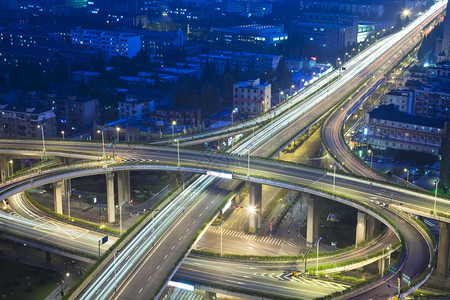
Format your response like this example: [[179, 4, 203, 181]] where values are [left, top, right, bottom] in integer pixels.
[[210, 24, 288, 47]]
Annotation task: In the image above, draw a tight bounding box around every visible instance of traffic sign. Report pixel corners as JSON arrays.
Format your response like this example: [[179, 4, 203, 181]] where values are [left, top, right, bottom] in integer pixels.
[[402, 273, 411, 285], [389, 265, 397, 275]]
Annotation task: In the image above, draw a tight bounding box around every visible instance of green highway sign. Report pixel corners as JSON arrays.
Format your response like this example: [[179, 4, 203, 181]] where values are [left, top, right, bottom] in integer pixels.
[[402, 273, 411, 285], [389, 265, 397, 275]]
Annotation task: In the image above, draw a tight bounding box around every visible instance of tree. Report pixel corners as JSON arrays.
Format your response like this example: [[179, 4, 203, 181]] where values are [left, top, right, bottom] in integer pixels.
[[273, 56, 291, 91], [200, 83, 221, 116]]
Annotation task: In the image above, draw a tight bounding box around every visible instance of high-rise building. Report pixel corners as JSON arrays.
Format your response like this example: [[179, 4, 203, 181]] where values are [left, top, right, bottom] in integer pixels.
[[436, 3, 450, 62], [233, 78, 271, 116]]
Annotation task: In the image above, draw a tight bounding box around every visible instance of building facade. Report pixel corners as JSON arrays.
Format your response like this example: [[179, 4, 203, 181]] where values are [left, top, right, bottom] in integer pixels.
[[233, 78, 271, 116], [71, 28, 141, 59], [0, 104, 57, 138], [150, 106, 201, 127], [366, 105, 445, 155], [414, 85, 450, 120], [385, 90, 414, 114]]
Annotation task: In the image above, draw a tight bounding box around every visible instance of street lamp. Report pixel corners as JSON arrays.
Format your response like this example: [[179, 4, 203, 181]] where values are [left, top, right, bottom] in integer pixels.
[[171, 120, 176, 137], [116, 127, 120, 142], [37, 123, 46, 153], [97, 129, 106, 159], [109, 248, 121, 293], [404, 168, 409, 183], [174, 136, 180, 168], [434, 178, 440, 214], [368, 150, 373, 168], [8, 159, 13, 178], [220, 219, 225, 257], [119, 200, 126, 233], [61, 130, 65, 139], [395, 203, 403, 229], [290, 85, 295, 97], [62, 187, 75, 219], [315, 236, 322, 275], [247, 144, 253, 177], [330, 162, 340, 196], [231, 108, 236, 125]]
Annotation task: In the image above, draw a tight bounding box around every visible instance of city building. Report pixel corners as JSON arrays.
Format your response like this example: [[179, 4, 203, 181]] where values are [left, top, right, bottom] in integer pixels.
[[414, 85, 450, 120], [191, 50, 281, 75], [15, 91, 99, 134], [0, 103, 57, 138], [119, 96, 155, 120], [233, 78, 271, 116], [435, 2, 450, 62], [384, 90, 414, 114], [291, 12, 358, 50], [72, 71, 100, 84], [299, 0, 385, 19], [210, 24, 288, 47], [366, 104, 445, 155], [71, 28, 141, 59], [135, 29, 186, 58], [150, 105, 202, 127]]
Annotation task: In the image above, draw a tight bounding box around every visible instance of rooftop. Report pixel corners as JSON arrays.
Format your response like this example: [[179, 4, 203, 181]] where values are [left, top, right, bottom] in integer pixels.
[[369, 105, 445, 129]]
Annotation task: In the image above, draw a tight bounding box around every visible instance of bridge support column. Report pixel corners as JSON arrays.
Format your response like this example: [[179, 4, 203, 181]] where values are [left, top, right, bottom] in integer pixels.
[[106, 172, 116, 223], [0, 156, 7, 181], [53, 181, 64, 214], [117, 171, 130, 205], [248, 182, 262, 233], [306, 194, 320, 247], [437, 221, 450, 277], [366, 214, 376, 239], [378, 256, 386, 275], [204, 291, 216, 300], [356, 211, 367, 245]]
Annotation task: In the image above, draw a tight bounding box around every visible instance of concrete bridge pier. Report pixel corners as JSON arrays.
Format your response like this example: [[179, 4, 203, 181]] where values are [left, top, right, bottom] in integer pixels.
[[437, 221, 450, 277], [117, 170, 131, 205], [53, 180, 64, 214], [306, 194, 320, 247], [248, 182, 262, 233], [378, 256, 386, 275], [106, 172, 116, 223], [0, 155, 12, 181], [356, 211, 367, 246]]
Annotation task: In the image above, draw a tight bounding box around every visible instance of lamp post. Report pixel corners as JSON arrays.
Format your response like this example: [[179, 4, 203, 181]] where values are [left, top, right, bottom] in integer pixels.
[[404, 168, 409, 182], [119, 200, 126, 233], [97, 129, 106, 159], [231, 108, 236, 125], [116, 127, 120, 142], [290, 85, 295, 97], [109, 248, 121, 293], [37, 123, 46, 153], [247, 144, 253, 177], [434, 178, 440, 214], [280, 91, 284, 103], [61, 130, 65, 139], [171, 120, 176, 137], [174, 136, 180, 168], [316, 236, 322, 275], [395, 203, 403, 229], [220, 219, 225, 257], [330, 162, 340, 196], [368, 150, 373, 168], [336, 57, 341, 74], [62, 187, 75, 219]]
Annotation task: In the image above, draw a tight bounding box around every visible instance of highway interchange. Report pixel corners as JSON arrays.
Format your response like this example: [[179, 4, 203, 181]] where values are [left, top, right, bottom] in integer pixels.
[[0, 1, 448, 299]]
